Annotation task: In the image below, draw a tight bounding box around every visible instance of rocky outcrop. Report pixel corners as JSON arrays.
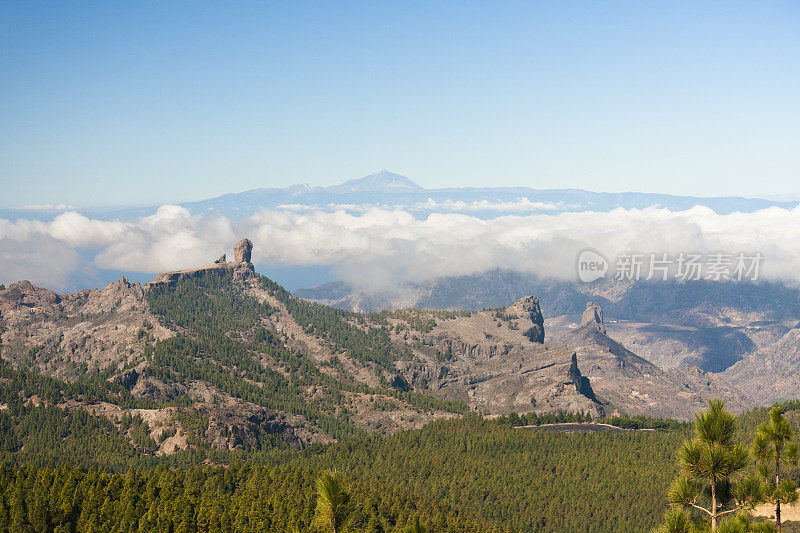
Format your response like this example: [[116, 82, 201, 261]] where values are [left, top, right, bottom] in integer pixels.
[[82, 277, 145, 314], [505, 296, 545, 343], [111, 367, 140, 390], [0, 281, 61, 314], [436, 338, 514, 361], [567, 352, 601, 404], [111, 363, 187, 400], [390, 373, 411, 391], [206, 405, 303, 450], [580, 302, 606, 334], [234, 238, 253, 264], [395, 360, 452, 389], [146, 239, 255, 288]]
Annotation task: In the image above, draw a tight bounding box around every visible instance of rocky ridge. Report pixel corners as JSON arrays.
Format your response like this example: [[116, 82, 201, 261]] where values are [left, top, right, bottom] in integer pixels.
[[146, 238, 255, 288], [0, 238, 772, 459]]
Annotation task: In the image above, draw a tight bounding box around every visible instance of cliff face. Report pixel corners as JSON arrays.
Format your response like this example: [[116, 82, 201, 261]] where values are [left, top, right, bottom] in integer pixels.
[[389, 297, 605, 417], [568, 352, 600, 403], [505, 296, 545, 343]]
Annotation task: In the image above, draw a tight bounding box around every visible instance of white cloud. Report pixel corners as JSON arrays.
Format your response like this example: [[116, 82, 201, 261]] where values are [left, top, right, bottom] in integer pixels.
[[275, 198, 564, 215], [3, 203, 800, 293], [20, 204, 75, 211], [417, 197, 562, 212]]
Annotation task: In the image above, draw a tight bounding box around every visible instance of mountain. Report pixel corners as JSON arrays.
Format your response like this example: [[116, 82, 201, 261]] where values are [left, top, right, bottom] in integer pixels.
[[3, 170, 797, 232], [1, 237, 767, 461], [297, 271, 800, 406], [3, 239, 796, 531], [168, 171, 799, 219], [326, 170, 424, 193], [0, 240, 614, 458], [554, 317, 749, 418]]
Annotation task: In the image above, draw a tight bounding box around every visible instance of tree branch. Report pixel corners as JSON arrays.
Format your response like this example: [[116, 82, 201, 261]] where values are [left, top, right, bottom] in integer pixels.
[[688, 502, 711, 515], [716, 506, 743, 518]]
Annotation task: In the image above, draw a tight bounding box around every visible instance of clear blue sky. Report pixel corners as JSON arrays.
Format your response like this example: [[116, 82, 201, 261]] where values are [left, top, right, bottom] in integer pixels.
[[2, 1, 799, 207]]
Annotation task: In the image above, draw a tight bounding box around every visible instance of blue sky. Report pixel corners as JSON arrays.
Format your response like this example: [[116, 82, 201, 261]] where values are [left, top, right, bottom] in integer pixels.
[[2, 1, 799, 207]]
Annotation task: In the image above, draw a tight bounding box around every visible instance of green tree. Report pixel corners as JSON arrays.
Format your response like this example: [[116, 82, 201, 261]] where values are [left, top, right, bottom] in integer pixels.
[[716, 513, 776, 533], [403, 515, 428, 533], [752, 407, 799, 533], [667, 400, 761, 532], [654, 508, 701, 533], [313, 471, 350, 533]]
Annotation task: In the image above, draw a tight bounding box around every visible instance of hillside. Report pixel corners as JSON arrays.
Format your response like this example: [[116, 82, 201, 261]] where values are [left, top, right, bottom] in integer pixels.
[[0, 239, 790, 455], [0, 240, 603, 455], [0, 241, 470, 454], [300, 271, 800, 408], [3, 239, 800, 531]]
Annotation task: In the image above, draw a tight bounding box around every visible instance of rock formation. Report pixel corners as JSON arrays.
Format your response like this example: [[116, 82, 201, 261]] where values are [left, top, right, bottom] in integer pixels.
[[567, 352, 600, 404], [147, 239, 255, 287], [234, 238, 253, 264], [580, 302, 606, 334], [0, 280, 61, 314], [505, 296, 545, 343]]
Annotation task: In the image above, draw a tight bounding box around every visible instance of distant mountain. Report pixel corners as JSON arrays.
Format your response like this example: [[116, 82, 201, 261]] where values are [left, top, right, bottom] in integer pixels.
[[326, 170, 424, 193], [161, 170, 800, 220], [4, 171, 797, 222]]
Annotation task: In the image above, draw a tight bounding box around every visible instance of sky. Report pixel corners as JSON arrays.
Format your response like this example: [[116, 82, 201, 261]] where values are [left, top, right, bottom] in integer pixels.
[[1, 1, 799, 208]]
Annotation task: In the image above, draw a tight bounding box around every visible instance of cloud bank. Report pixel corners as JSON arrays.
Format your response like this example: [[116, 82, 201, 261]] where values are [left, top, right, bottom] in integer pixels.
[[2, 203, 800, 292]]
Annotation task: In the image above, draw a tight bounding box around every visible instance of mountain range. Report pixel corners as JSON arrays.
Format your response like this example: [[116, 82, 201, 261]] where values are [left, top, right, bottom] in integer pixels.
[[4, 171, 797, 223], [4, 238, 798, 463], [297, 270, 800, 408], [181, 170, 800, 218]]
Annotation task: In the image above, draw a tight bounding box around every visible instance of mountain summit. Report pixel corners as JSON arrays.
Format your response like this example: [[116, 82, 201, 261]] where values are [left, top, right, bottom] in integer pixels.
[[327, 170, 424, 193]]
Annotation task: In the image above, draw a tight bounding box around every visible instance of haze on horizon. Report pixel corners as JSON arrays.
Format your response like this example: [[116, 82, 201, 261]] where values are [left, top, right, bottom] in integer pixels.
[[2, 1, 800, 208]]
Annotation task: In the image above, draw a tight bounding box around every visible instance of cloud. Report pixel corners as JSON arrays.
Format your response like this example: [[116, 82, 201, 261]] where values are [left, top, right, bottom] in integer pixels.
[[0, 234, 82, 290], [20, 204, 75, 211], [417, 198, 562, 212], [3, 203, 800, 293], [274, 198, 564, 215]]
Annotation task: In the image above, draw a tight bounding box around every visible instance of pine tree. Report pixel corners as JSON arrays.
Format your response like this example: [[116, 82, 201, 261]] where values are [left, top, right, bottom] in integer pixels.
[[403, 515, 428, 533], [666, 400, 762, 532], [312, 471, 350, 533], [752, 407, 799, 533]]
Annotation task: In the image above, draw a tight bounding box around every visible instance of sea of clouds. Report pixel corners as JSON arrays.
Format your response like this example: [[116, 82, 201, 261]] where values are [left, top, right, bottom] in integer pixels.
[[2, 203, 800, 292]]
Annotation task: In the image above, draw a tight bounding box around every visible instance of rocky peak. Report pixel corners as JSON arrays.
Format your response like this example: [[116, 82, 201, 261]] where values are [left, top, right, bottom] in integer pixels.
[[0, 280, 61, 314], [234, 238, 253, 264], [580, 302, 606, 334], [568, 352, 602, 410], [147, 238, 255, 288], [505, 296, 545, 343], [81, 276, 145, 314]]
